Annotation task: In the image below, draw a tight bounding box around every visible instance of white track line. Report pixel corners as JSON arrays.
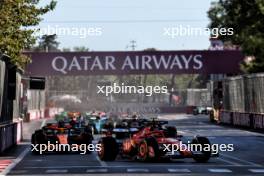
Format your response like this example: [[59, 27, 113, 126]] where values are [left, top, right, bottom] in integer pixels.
[[208, 168, 232, 173], [168, 168, 191, 173], [24, 164, 256, 169], [177, 130, 187, 135], [1, 147, 30, 175], [95, 155, 107, 167], [127, 168, 149, 172], [249, 169, 264, 173], [41, 119, 47, 128], [86, 169, 108, 173], [217, 157, 240, 166], [92, 139, 107, 167]]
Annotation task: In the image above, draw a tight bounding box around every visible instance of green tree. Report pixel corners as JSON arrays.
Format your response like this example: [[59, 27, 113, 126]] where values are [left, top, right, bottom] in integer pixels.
[[73, 46, 89, 52], [0, 0, 57, 67], [208, 0, 264, 73], [62, 48, 71, 52], [61, 46, 89, 52], [34, 34, 60, 52]]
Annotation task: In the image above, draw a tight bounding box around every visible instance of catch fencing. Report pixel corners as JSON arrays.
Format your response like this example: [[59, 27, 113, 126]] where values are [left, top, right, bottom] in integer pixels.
[[186, 88, 212, 107], [222, 73, 264, 113], [26, 89, 46, 120], [220, 73, 264, 129], [44, 76, 213, 114]]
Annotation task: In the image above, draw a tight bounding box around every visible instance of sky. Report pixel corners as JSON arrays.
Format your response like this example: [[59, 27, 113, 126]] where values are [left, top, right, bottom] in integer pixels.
[[37, 0, 215, 51]]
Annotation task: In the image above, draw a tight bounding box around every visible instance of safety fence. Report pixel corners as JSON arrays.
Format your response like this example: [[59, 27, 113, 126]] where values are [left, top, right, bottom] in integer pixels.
[[219, 73, 264, 129], [27, 90, 45, 112], [186, 88, 212, 107], [25, 90, 46, 121], [222, 73, 264, 113]]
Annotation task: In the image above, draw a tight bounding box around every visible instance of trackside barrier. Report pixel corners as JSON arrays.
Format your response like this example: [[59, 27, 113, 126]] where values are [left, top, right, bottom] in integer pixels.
[[219, 111, 232, 124], [186, 106, 196, 114], [25, 108, 63, 122], [0, 120, 22, 153], [219, 110, 264, 129], [253, 114, 264, 129], [233, 112, 250, 127], [27, 109, 41, 120], [25, 109, 43, 122], [44, 108, 64, 119]]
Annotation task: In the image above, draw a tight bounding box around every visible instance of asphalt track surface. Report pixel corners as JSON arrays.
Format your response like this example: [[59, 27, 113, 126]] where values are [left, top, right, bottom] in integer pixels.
[[3, 114, 264, 176]]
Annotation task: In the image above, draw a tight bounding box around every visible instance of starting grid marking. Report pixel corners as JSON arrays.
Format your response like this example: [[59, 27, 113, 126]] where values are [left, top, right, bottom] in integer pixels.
[[8, 168, 264, 174], [127, 168, 149, 173], [86, 169, 108, 173], [168, 168, 191, 173], [208, 168, 232, 173], [45, 169, 68, 173], [248, 169, 264, 173]]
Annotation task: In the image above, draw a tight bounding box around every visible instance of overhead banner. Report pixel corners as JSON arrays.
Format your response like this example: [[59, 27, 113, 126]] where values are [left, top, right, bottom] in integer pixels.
[[25, 50, 244, 76]]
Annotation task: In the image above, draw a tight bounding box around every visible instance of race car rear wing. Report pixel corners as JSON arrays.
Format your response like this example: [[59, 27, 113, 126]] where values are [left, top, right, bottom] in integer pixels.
[[143, 119, 169, 126]]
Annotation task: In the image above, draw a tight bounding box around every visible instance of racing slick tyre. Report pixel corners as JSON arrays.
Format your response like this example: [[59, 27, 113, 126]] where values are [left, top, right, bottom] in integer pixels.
[[81, 132, 93, 154], [191, 136, 211, 163], [31, 130, 46, 155], [31, 134, 39, 155], [138, 137, 159, 162], [164, 126, 177, 138], [98, 137, 119, 161]]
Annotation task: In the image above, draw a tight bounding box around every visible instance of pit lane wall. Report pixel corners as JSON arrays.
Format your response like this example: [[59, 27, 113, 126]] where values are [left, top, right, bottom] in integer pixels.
[[219, 73, 264, 129], [0, 56, 23, 153]]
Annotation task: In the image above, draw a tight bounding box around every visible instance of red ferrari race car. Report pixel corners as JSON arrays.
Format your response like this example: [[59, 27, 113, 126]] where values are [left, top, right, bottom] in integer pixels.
[[98, 119, 218, 162]]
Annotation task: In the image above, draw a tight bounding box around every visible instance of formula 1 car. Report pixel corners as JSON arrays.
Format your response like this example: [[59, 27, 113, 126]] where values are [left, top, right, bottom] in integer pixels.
[[55, 111, 82, 123], [193, 106, 213, 115], [98, 119, 216, 162], [85, 112, 109, 134], [31, 120, 93, 154], [103, 117, 177, 139]]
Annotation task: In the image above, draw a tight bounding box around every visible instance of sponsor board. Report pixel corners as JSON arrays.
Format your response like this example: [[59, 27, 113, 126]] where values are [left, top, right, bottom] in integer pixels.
[[25, 51, 244, 76]]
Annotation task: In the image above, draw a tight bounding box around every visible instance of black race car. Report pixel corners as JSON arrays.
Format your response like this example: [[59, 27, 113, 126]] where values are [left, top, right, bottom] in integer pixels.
[[31, 121, 93, 154]]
